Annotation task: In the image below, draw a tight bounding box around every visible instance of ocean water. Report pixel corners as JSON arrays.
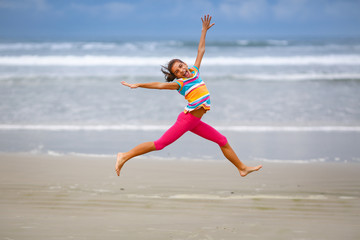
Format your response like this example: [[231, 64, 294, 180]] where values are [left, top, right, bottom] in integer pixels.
[[1, 38, 360, 162]]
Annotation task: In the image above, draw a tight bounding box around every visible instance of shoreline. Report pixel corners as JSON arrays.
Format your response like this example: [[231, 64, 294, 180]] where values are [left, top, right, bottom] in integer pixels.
[[1, 153, 359, 239], [0, 151, 358, 164], [2, 130, 360, 163]]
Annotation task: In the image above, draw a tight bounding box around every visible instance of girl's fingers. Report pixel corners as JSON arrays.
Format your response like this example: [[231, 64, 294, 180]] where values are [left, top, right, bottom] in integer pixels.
[[202, 14, 213, 27], [121, 81, 131, 87], [204, 15, 208, 22], [121, 81, 137, 89]]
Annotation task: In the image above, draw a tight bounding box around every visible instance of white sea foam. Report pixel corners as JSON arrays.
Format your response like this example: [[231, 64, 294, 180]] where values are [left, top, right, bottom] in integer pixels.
[[18, 150, 349, 164], [1, 124, 359, 132], [231, 73, 360, 81], [81, 42, 118, 50], [131, 194, 329, 200], [47, 150, 63, 157], [0, 41, 183, 51], [215, 126, 360, 132], [29, 149, 115, 158], [68, 152, 115, 158], [0, 124, 169, 131], [203, 55, 360, 66], [0, 55, 359, 66], [1, 41, 359, 51], [42, 150, 114, 159], [1, 72, 359, 81], [252, 157, 327, 164]]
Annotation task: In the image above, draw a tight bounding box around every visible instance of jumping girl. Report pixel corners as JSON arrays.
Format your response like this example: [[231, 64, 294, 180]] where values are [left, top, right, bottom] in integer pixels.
[[116, 15, 262, 177]]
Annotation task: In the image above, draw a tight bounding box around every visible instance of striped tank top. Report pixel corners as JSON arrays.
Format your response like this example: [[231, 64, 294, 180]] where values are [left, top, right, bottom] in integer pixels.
[[174, 65, 211, 112]]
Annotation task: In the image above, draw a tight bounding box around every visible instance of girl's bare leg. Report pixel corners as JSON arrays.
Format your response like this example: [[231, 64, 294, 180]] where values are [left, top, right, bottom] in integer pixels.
[[220, 143, 262, 177], [115, 141, 156, 176]]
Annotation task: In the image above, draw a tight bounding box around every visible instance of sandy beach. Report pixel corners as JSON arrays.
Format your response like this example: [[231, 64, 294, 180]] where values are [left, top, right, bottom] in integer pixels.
[[0, 153, 359, 240]]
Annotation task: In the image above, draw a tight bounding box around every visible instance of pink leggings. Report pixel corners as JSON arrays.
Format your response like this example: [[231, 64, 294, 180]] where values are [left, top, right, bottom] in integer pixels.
[[154, 112, 228, 150]]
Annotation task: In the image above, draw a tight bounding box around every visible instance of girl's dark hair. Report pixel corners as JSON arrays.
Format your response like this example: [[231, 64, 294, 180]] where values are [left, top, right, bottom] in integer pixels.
[[161, 59, 183, 82]]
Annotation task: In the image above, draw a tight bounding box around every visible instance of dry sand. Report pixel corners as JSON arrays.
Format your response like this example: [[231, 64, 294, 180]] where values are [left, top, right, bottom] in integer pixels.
[[0, 153, 359, 240]]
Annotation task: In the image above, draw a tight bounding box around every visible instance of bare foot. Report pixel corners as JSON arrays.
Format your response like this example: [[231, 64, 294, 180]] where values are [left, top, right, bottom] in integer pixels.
[[115, 153, 126, 176], [239, 165, 262, 177]]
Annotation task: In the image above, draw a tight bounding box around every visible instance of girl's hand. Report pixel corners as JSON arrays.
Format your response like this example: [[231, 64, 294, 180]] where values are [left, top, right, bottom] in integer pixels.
[[201, 14, 215, 31], [194, 14, 214, 69], [121, 81, 138, 89]]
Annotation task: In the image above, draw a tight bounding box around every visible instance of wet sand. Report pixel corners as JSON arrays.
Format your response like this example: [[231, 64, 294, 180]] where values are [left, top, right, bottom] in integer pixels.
[[0, 153, 359, 240]]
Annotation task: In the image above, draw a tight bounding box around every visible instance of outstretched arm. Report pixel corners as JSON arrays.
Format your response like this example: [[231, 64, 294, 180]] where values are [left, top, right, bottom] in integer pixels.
[[121, 81, 179, 90], [194, 14, 215, 70]]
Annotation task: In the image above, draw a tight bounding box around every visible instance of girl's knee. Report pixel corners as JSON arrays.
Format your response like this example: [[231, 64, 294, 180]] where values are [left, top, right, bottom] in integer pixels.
[[154, 139, 172, 150], [154, 140, 165, 150], [218, 135, 228, 147]]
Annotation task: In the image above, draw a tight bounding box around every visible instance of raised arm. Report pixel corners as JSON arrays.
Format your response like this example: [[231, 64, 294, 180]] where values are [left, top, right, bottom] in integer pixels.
[[121, 81, 179, 90], [194, 15, 215, 70]]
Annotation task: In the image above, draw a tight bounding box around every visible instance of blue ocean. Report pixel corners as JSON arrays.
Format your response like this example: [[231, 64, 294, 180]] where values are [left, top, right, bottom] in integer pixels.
[[1, 38, 360, 163]]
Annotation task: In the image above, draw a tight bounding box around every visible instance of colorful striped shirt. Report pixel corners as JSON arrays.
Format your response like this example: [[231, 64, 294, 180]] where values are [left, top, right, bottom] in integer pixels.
[[174, 65, 211, 112]]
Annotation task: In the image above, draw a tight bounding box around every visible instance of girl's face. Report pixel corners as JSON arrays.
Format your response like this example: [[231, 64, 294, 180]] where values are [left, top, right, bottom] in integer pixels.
[[171, 61, 191, 79]]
